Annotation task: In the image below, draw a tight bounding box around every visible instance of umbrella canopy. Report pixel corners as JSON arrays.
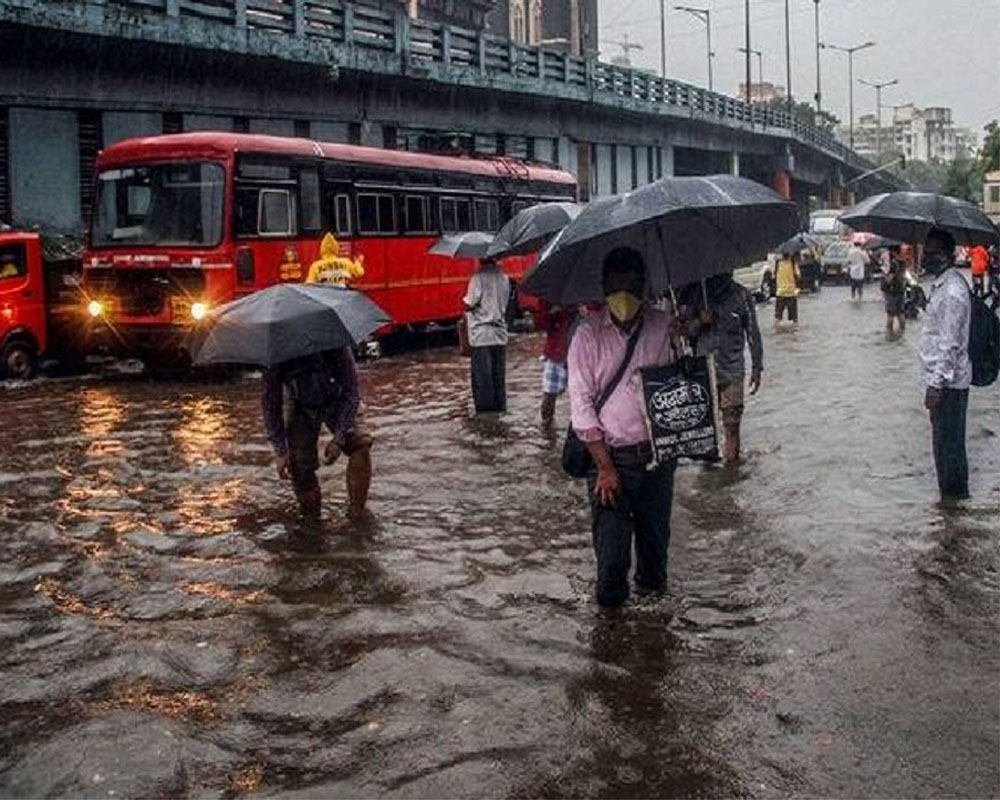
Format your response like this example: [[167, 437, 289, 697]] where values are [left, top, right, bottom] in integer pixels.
[[775, 232, 822, 256], [485, 201, 583, 259], [186, 283, 391, 367], [521, 175, 799, 305], [861, 234, 903, 251], [428, 231, 494, 259], [839, 192, 1000, 247]]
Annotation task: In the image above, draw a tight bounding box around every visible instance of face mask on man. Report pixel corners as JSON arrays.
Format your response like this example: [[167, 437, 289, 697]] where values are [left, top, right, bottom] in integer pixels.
[[605, 290, 642, 324], [921, 251, 950, 275]]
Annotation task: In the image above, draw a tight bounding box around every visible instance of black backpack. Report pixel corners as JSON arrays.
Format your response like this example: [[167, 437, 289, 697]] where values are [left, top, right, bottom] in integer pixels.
[[969, 289, 1000, 387]]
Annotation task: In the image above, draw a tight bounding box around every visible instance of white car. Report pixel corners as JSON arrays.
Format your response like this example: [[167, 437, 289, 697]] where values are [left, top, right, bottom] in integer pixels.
[[734, 258, 775, 302]]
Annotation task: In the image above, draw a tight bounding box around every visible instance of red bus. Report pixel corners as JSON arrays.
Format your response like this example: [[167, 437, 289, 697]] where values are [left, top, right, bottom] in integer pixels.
[[81, 133, 577, 360]]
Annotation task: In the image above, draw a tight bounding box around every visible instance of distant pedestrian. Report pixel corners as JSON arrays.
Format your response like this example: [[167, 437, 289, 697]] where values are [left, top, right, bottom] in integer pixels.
[[682, 272, 763, 464], [537, 300, 574, 429], [969, 244, 988, 297], [847, 243, 868, 300], [880, 246, 907, 334], [262, 348, 373, 519], [773, 253, 801, 330], [919, 228, 972, 504], [463, 259, 510, 413], [567, 246, 677, 609]]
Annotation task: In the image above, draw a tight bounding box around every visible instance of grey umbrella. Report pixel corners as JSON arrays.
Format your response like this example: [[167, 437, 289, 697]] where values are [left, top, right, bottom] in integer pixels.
[[839, 192, 1000, 247], [521, 175, 799, 305], [485, 201, 583, 259], [775, 232, 822, 256], [186, 283, 391, 367], [428, 231, 494, 259]]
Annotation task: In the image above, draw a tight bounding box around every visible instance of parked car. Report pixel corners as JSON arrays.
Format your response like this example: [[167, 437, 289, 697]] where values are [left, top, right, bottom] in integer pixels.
[[0, 230, 84, 379], [820, 240, 853, 283]]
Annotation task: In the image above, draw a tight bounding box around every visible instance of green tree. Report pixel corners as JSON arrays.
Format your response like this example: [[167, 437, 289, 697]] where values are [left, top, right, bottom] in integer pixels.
[[898, 159, 948, 193], [940, 158, 981, 202], [979, 120, 1000, 173]]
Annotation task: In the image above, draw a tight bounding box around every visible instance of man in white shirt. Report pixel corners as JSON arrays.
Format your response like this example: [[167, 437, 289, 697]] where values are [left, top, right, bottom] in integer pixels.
[[919, 228, 972, 502], [847, 243, 868, 300], [463, 260, 511, 413]]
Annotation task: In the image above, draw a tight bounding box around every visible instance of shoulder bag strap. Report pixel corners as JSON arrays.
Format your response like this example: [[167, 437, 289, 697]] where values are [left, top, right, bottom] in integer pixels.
[[594, 317, 644, 416]]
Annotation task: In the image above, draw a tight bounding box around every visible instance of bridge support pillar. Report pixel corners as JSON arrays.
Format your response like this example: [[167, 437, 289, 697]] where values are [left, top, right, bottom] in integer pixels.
[[729, 151, 740, 176], [772, 169, 791, 200]]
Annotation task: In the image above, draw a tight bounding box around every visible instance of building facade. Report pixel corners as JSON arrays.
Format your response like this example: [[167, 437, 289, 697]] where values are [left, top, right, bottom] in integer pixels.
[[839, 103, 977, 165], [488, 0, 598, 56], [356, 0, 496, 29], [738, 82, 786, 105]]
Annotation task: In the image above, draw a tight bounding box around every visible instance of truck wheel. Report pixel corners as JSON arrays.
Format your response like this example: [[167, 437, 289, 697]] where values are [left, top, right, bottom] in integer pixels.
[[2, 340, 38, 380]]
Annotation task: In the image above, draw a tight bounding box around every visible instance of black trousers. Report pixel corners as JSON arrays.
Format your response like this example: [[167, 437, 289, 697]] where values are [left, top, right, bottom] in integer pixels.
[[930, 388, 969, 499], [587, 451, 677, 608], [470, 345, 506, 413]]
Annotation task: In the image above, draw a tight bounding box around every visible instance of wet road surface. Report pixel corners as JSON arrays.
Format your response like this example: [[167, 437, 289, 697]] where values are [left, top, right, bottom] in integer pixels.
[[1, 287, 998, 798]]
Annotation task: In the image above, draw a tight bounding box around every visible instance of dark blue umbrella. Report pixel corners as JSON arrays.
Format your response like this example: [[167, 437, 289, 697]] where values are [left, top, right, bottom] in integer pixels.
[[521, 175, 799, 304], [840, 192, 999, 247], [186, 283, 391, 366], [775, 232, 822, 255]]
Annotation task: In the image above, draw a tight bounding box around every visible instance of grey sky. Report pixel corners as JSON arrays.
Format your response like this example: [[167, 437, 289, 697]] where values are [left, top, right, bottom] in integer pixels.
[[599, 0, 1000, 137]]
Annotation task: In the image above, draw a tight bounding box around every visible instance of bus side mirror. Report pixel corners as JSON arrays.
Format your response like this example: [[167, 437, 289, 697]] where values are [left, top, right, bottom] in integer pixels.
[[236, 247, 254, 285]]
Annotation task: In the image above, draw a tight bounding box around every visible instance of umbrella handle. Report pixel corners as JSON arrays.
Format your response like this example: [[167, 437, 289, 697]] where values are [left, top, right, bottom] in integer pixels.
[[667, 285, 693, 358]]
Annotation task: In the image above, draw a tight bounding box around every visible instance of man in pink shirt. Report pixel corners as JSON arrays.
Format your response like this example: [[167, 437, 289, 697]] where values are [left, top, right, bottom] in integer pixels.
[[567, 247, 678, 609]]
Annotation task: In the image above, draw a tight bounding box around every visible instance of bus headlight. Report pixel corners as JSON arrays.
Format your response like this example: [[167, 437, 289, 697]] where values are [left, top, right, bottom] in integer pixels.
[[190, 302, 209, 321], [87, 300, 104, 318]]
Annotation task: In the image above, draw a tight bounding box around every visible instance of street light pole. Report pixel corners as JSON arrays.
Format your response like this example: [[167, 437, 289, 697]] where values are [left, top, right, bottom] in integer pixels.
[[813, 0, 822, 114], [858, 77, 898, 162], [823, 40, 875, 149], [784, 0, 792, 112], [738, 46, 763, 99], [675, 6, 713, 92], [744, 0, 751, 106], [660, 0, 666, 78]]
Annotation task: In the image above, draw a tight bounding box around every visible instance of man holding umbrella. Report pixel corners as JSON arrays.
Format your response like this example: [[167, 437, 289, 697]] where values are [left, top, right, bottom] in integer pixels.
[[919, 228, 972, 503], [261, 349, 373, 519], [568, 247, 678, 609]]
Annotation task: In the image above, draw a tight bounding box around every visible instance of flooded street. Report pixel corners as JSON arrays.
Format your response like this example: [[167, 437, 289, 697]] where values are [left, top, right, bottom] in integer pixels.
[[1, 287, 997, 798]]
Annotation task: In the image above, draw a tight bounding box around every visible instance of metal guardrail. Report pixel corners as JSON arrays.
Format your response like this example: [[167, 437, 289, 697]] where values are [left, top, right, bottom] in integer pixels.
[[9, 0, 884, 177]]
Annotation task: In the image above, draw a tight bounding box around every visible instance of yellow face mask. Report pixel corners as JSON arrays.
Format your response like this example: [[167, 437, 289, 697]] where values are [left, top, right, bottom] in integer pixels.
[[605, 291, 642, 324]]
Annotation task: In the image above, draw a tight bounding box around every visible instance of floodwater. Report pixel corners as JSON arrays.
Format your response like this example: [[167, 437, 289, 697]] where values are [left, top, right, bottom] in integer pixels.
[[1, 288, 997, 799]]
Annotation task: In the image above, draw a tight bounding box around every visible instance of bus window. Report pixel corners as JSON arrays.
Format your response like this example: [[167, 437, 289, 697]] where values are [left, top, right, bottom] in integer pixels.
[[334, 194, 351, 236], [404, 195, 431, 234], [440, 197, 471, 233], [259, 189, 296, 236], [474, 199, 500, 232], [357, 193, 396, 234], [299, 168, 322, 234]]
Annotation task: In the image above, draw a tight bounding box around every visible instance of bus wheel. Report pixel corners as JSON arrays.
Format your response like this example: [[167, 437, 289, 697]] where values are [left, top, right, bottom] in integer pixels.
[[2, 340, 38, 380]]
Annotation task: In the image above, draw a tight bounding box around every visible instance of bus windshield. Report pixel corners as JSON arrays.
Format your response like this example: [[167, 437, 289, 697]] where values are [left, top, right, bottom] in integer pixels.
[[94, 162, 225, 247]]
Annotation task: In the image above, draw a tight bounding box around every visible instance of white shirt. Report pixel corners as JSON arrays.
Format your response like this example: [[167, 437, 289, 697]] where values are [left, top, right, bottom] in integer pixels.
[[463, 267, 510, 347], [919, 268, 972, 390], [847, 246, 868, 281]]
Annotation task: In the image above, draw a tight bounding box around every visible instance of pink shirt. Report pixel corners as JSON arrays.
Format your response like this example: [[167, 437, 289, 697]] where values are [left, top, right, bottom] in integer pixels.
[[568, 306, 676, 447]]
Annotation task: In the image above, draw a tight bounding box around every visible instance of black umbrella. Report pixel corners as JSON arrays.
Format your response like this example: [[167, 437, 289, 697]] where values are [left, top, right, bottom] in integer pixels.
[[428, 231, 494, 259], [861, 234, 903, 251], [186, 283, 391, 367], [775, 232, 822, 256], [839, 192, 1000, 247], [485, 201, 583, 259], [521, 175, 799, 305]]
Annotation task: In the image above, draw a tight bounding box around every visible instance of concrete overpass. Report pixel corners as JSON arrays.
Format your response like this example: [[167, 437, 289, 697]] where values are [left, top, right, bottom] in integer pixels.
[[0, 0, 904, 233]]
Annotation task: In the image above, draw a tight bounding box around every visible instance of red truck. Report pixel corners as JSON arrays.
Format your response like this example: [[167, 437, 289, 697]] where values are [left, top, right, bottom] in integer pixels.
[[0, 229, 83, 379]]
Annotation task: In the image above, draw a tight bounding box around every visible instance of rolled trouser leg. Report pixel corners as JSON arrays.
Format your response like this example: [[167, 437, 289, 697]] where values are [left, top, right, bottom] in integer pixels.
[[287, 406, 322, 517]]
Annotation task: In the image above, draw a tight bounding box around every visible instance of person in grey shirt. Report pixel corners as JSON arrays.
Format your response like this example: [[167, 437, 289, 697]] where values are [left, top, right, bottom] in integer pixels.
[[682, 271, 764, 464], [463, 259, 511, 413], [919, 228, 972, 502]]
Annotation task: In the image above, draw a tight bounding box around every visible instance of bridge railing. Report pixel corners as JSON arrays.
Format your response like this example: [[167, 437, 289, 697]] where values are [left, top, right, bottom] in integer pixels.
[[71, 0, 875, 172]]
